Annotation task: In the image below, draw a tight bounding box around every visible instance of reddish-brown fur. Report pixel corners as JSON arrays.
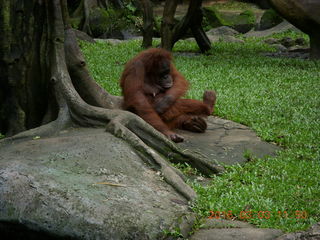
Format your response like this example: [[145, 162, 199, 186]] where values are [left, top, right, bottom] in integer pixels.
[[120, 48, 216, 142]]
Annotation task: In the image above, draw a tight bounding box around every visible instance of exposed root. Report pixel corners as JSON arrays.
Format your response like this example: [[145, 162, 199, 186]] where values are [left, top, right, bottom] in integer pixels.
[[105, 111, 224, 174], [126, 116, 225, 175], [0, 104, 72, 144], [106, 112, 196, 201]]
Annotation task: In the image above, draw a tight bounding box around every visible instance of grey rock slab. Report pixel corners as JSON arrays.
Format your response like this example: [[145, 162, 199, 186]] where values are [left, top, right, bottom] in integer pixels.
[[245, 21, 301, 38], [272, 43, 288, 52], [178, 116, 280, 165], [202, 219, 255, 229], [275, 222, 320, 240], [0, 128, 190, 239], [190, 228, 283, 240], [220, 35, 245, 43], [206, 26, 239, 36]]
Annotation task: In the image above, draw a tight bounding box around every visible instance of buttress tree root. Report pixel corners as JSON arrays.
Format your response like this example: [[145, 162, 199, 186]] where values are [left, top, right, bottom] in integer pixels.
[[0, 0, 224, 201]]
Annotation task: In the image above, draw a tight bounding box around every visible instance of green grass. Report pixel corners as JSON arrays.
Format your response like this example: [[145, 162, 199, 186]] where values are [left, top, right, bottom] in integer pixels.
[[80, 34, 320, 232]]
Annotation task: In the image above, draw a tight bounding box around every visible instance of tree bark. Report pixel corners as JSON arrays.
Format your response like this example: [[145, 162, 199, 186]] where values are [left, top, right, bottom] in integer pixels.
[[161, 0, 211, 52], [268, 0, 320, 59], [173, 0, 211, 53], [140, 0, 154, 48], [0, 0, 224, 201], [160, 0, 179, 50], [0, 0, 49, 135]]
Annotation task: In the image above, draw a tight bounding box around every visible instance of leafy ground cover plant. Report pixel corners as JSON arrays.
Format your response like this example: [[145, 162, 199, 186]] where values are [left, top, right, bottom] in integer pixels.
[[80, 32, 319, 232]]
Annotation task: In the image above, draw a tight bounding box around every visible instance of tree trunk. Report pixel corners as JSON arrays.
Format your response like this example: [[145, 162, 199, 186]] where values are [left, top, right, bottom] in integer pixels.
[[161, 0, 211, 52], [160, 0, 179, 50], [0, 0, 49, 135], [268, 0, 320, 59], [141, 0, 154, 48], [0, 0, 224, 201], [173, 0, 211, 53]]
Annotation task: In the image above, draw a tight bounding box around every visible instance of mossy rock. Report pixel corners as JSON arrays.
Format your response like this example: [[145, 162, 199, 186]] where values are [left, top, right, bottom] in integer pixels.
[[232, 10, 256, 33], [259, 9, 283, 30], [202, 6, 232, 30]]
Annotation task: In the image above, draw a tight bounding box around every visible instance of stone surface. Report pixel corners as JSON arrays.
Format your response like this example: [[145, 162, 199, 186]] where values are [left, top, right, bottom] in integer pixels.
[[0, 128, 190, 239], [202, 6, 230, 28], [263, 36, 310, 58], [190, 228, 283, 240], [264, 38, 278, 45], [94, 38, 123, 45], [232, 10, 256, 34], [202, 219, 255, 229], [275, 222, 320, 240], [280, 37, 295, 48], [245, 21, 300, 38], [192, 34, 244, 44], [264, 48, 309, 59], [206, 26, 239, 37], [271, 43, 287, 52], [259, 9, 283, 31], [178, 117, 280, 165], [0, 117, 281, 239], [295, 38, 307, 46], [220, 35, 245, 44]]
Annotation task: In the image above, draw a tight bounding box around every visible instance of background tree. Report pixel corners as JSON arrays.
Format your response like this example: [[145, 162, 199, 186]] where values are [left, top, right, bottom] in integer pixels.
[[140, 0, 154, 48], [161, 0, 211, 52], [0, 0, 223, 200], [160, 0, 179, 50]]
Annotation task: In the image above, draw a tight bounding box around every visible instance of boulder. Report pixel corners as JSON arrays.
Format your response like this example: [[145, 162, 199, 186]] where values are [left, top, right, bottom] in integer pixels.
[[245, 21, 300, 38], [206, 26, 239, 37], [263, 38, 278, 45], [271, 43, 287, 52], [259, 9, 283, 30], [295, 37, 307, 46], [232, 10, 256, 34], [220, 35, 245, 44], [0, 117, 281, 238], [0, 128, 191, 239], [280, 37, 295, 48], [202, 6, 232, 29]]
